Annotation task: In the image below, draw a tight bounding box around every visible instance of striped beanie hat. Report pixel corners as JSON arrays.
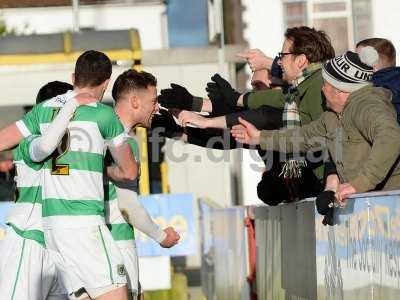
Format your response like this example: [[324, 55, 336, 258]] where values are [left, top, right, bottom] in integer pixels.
[[322, 47, 379, 92]]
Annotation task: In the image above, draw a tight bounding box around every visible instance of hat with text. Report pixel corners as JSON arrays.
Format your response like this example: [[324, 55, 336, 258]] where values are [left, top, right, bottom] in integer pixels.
[[322, 47, 378, 92]]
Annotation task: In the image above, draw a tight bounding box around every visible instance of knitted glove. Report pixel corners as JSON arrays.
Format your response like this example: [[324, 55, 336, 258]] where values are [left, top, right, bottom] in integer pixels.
[[158, 83, 203, 112], [316, 190, 336, 226], [206, 73, 241, 114]]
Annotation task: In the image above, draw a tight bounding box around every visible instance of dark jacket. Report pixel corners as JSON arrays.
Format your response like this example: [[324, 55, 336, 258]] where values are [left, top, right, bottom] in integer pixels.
[[373, 67, 400, 122]]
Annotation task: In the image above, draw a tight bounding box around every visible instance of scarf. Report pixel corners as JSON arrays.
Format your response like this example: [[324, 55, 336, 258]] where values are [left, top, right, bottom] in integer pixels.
[[280, 63, 322, 179]]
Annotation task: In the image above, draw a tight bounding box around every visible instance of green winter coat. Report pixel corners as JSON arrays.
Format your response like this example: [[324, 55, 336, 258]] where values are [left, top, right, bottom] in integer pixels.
[[259, 85, 400, 192], [245, 69, 326, 181]]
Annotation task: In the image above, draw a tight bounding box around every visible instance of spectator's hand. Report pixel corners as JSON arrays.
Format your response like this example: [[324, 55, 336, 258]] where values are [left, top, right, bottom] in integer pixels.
[[231, 117, 261, 145], [237, 49, 273, 72], [75, 93, 97, 105], [336, 183, 356, 205], [178, 110, 208, 129], [160, 226, 180, 248], [158, 84, 195, 111], [206, 74, 241, 113]]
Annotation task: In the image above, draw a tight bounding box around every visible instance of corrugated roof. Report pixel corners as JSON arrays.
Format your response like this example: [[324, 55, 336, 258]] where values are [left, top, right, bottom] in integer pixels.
[[0, 29, 139, 55], [0, 0, 160, 8], [1, 0, 113, 8]]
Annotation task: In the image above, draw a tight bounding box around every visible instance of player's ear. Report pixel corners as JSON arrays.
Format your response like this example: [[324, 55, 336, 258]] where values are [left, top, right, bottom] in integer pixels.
[[130, 94, 140, 109], [102, 79, 110, 91]]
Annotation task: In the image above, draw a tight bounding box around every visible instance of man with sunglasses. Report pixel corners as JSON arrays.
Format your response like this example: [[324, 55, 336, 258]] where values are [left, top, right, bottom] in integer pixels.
[[158, 26, 335, 205]]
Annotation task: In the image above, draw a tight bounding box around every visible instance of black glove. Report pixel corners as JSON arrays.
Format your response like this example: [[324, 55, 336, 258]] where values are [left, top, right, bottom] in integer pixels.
[[151, 109, 184, 138], [206, 74, 241, 114], [315, 190, 335, 215], [158, 83, 203, 112], [316, 190, 336, 226], [205, 82, 232, 116], [322, 208, 335, 226]]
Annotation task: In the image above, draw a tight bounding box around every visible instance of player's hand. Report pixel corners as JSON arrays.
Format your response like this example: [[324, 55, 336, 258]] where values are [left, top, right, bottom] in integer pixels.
[[75, 93, 97, 105], [336, 183, 356, 205], [231, 117, 261, 145], [237, 49, 273, 72], [160, 227, 180, 248], [178, 110, 208, 128], [158, 84, 195, 111]]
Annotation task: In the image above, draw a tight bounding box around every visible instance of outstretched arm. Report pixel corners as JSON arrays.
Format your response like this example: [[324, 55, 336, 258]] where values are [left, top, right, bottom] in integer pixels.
[[177, 105, 283, 130]]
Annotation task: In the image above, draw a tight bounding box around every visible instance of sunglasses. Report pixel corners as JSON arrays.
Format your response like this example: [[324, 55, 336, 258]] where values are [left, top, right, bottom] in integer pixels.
[[277, 52, 297, 59]]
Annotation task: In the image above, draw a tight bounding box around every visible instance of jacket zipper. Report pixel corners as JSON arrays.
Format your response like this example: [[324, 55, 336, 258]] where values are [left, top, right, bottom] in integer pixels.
[[336, 112, 347, 182]]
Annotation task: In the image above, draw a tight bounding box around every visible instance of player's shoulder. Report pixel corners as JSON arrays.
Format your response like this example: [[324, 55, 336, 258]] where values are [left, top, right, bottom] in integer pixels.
[[40, 91, 75, 108], [96, 102, 114, 112], [92, 103, 119, 121]]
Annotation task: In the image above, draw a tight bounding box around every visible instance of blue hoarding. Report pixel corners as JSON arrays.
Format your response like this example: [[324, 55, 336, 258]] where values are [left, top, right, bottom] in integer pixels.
[[136, 193, 197, 257], [0, 193, 198, 257]]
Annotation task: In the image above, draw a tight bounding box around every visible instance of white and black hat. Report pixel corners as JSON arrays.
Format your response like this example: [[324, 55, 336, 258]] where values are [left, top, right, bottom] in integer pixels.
[[322, 47, 378, 92]]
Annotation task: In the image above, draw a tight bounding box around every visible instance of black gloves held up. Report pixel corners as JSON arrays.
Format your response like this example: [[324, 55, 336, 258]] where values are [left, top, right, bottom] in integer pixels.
[[158, 83, 203, 112], [206, 73, 241, 116]]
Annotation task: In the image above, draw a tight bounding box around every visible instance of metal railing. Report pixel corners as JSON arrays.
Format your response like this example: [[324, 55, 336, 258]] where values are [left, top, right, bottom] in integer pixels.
[[200, 191, 400, 299]]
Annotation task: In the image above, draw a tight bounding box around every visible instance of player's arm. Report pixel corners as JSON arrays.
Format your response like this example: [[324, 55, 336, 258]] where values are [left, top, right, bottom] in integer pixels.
[[0, 123, 24, 151], [101, 108, 138, 181], [28, 94, 97, 162], [116, 187, 180, 248], [107, 142, 138, 181]]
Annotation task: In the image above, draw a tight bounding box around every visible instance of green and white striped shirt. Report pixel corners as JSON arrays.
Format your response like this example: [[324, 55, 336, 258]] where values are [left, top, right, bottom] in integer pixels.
[[7, 135, 45, 246], [105, 137, 140, 242], [17, 91, 126, 228]]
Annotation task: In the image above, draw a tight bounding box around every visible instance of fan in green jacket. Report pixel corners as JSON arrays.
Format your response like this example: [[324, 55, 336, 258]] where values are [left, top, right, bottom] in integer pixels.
[[231, 50, 400, 204]]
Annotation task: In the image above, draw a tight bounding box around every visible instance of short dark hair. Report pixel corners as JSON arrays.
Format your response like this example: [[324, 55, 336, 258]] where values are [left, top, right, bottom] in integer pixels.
[[112, 69, 157, 101], [356, 38, 396, 68], [285, 26, 335, 63], [74, 50, 112, 88], [36, 81, 73, 104]]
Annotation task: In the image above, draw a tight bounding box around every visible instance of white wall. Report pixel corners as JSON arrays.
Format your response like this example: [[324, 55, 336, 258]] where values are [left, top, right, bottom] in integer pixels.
[[2, 4, 165, 50], [242, 0, 284, 57], [239, 0, 284, 205], [372, 0, 400, 64], [146, 62, 235, 208]]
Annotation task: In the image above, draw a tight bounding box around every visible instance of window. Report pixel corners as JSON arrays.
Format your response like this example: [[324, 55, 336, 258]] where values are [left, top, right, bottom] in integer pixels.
[[352, 0, 373, 43], [283, 0, 308, 28], [283, 0, 372, 54]]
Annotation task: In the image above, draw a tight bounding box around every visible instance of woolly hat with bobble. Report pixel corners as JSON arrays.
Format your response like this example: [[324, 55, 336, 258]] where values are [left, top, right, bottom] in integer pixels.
[[322, 46, 379, 92]]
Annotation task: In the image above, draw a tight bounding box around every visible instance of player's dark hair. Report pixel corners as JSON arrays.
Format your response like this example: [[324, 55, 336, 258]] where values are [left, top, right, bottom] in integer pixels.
[[112, 69, 157, 101], [74, 50, 112, 88]]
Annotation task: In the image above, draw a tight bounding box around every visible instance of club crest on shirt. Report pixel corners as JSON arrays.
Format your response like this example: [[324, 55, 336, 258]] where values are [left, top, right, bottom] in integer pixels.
[[117, 264, 126, 276]]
